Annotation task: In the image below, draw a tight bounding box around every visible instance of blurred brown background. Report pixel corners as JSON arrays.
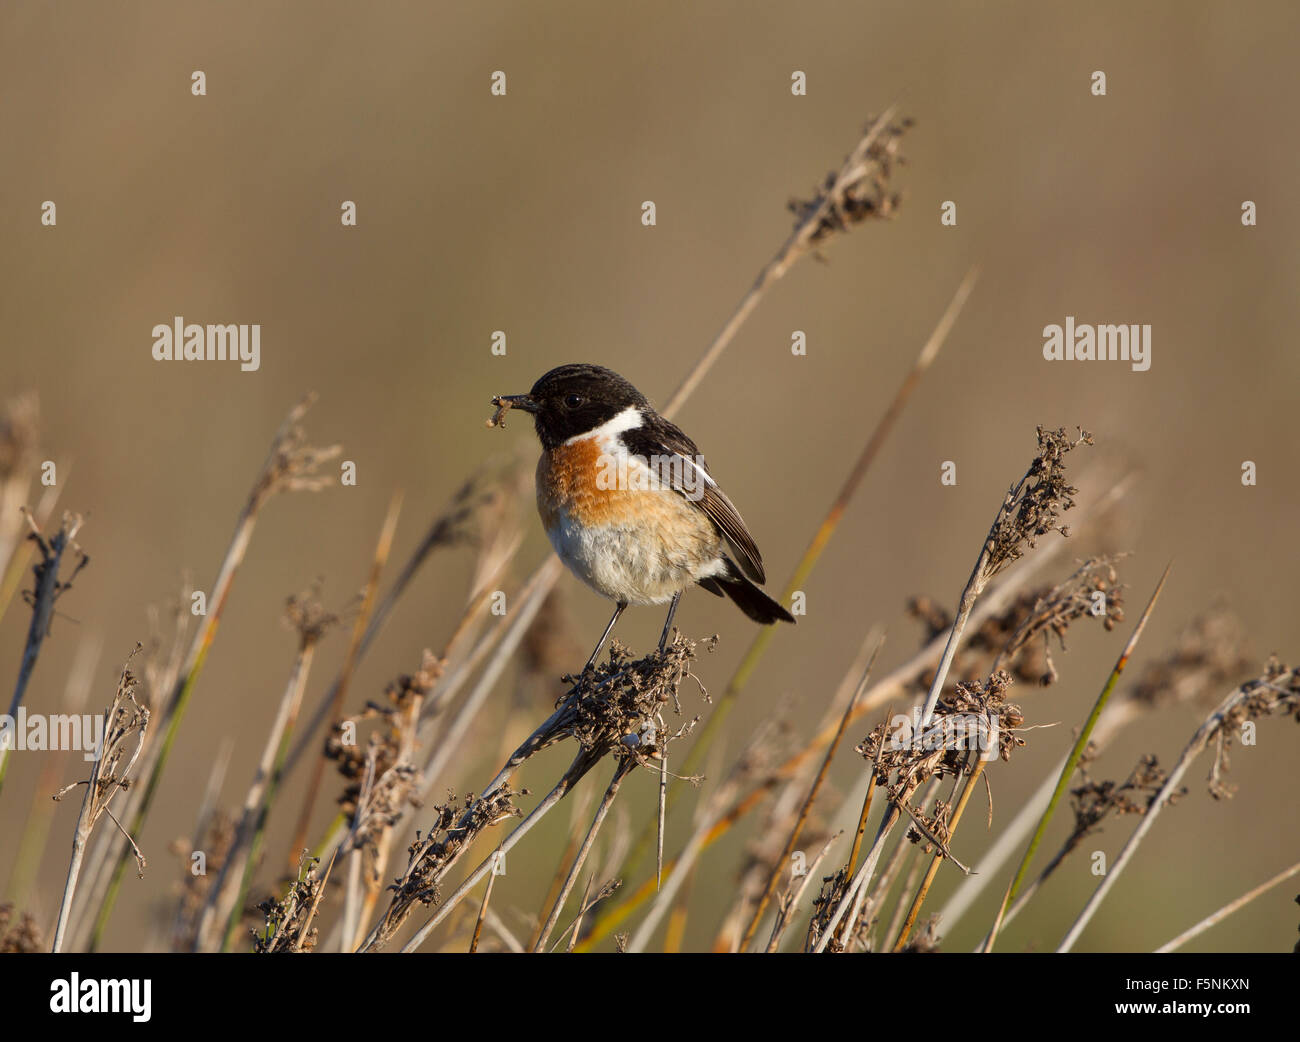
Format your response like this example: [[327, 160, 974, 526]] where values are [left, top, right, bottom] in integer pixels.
[[1, 1, 1297, 952]]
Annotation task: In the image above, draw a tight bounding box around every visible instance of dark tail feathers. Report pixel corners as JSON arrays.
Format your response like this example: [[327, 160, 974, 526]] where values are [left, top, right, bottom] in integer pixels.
[[699, 561, 795, 625]]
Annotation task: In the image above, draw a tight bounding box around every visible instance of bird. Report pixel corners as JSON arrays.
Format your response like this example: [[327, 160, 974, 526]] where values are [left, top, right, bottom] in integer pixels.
[[490, 363, 794, 674]]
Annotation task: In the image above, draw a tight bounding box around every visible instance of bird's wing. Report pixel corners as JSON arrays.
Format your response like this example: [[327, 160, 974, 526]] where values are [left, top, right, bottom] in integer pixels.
[[624, 419, 767, 584]]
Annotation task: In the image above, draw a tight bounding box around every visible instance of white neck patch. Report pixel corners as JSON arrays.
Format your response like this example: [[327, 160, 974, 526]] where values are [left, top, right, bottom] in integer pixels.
[[563, 404, 643, 446]]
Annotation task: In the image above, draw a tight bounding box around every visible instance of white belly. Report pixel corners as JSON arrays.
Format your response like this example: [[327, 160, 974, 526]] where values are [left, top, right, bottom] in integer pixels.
[[546, 514, 726, 606]]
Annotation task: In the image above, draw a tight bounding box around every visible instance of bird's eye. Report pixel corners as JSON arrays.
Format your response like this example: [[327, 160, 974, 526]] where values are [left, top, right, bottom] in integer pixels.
[[564, 394, 584, 409]]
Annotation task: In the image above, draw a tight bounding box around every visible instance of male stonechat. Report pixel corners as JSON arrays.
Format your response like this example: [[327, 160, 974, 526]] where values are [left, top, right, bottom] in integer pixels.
[[491, 363, 794, 673]]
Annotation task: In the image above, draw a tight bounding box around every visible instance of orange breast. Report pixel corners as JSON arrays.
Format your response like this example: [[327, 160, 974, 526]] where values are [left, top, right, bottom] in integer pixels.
[[537, 438, 713, 534], [535, 437, 726, 603], [538, 437, 629, 528]]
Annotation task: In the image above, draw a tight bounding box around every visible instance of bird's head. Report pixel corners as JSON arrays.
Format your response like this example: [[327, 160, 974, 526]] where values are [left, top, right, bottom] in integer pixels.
[[492, 363, 649, 449]]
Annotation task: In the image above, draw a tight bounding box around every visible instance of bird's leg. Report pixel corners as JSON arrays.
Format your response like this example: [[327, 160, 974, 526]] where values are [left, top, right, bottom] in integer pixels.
[[657, 590, 682, 652], [582, 601, 627, 674]]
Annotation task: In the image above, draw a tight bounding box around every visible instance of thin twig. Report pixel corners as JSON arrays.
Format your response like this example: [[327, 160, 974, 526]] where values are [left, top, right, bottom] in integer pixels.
[[1154, 860, 1300, 953], [285, 491, 402, 866], [1057, 666, 1299, 951], [766, 832, 841, 952], [469, 850, 502, 953], [52, 650, 149, 952], [533, 757, 635, 952], [86, 396, 339, 950], [891, 759, 984, 950], [987, 563, 1171, 951], [1, 510, 87, 792], [740, 638, 882, 950]]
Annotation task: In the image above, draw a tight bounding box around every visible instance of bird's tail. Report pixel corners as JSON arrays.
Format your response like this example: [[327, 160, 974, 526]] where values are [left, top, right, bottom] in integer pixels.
[[699, 561, 795, 625]]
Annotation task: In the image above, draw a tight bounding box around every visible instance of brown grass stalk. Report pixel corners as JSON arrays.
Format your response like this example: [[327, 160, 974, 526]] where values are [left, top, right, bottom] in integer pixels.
[[890, 759, 985, 950], [532, 757, 636, 952], [0, 511, 88, 792], [194, 594, 336, 952], [51, 651, 149, 951], [391, 749, 601, 952], [739, 639, 882, 950], [468, 850, 502, 952], [285, 491, 403, 867], [1154, 859, 1300, 953], [765, 831, 841, 952], [83, 394, 339, 950]]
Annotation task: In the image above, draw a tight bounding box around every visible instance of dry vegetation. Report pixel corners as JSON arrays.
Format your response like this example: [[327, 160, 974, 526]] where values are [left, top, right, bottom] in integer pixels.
[[1, 113, 1296, 954]]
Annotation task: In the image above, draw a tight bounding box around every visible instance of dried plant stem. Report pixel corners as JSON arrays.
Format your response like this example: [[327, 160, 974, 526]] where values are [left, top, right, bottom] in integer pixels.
[[822, 702, 1017, 949], [85, 396, 338, 950], [986, 564, 1171, 952], [469, 851, 502, 953], [0, 511, 87, 793], [938, 581, 1156, 936], [891, 759, 986, 950], [313, 579, 570, 945], [282, 474, 505, 782], [6, 633, 100, 905], [488, 907, 526, 953], [395, 749, 603, 953], [561, 874, 598, 953], [305, 548, 531, 876], [294, 851, 335, 952], [766, 832, 840, 952], [919, 427, 1092, 729], [533, 758, 635, 952], [285, 492, 402, 865], [52, 655, 149, 952], [340, 811, 366, 952], [198, 630, 321, 952], [52, 784, 96, 953], [0, 480, 64, 627], [740, 640, 882, 950], [662, 109, 903, 413], [881, 842, 925, 951], [656, 753, 668, 890], [847, 774, 878, 876], [848, 775, 939, 951], [525, 785, 597, 952], [419, 560, 557, 791], [626, 770, 746, 953], [816, 805, 902, 952], [1056, 680, 1261, 952], [1154, 860, 1300, 953]]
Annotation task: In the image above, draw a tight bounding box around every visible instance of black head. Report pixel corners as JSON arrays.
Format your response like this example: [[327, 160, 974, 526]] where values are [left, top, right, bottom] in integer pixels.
[[493, 364, 650, 449]]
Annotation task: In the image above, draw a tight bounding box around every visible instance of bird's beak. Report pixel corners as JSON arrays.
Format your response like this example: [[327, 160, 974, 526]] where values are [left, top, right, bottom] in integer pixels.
[[492, 393, 539, 414]]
